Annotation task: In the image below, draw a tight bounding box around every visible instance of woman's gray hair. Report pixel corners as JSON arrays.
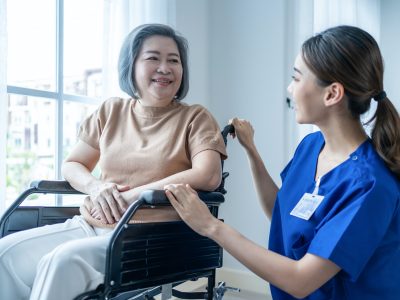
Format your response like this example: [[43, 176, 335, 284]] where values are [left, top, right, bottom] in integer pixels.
[[118, 23, 189, 101]]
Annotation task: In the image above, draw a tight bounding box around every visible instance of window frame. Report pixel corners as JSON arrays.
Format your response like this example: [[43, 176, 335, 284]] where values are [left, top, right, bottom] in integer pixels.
[[5, 0, 101, 206]]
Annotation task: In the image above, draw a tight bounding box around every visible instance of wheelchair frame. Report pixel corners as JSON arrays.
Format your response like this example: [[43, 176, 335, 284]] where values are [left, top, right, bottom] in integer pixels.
[[0, 125, 235, 300]]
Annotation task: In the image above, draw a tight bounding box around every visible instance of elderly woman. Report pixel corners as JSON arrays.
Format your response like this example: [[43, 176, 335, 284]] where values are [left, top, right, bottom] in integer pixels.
[[0, 24, 226, 300]]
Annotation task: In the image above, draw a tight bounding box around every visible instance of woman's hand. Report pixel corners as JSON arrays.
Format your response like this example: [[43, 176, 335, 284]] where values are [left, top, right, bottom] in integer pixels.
[[164, 184, 219, 237], [229, 118, 255, 151], [89, 182, 130, 224]]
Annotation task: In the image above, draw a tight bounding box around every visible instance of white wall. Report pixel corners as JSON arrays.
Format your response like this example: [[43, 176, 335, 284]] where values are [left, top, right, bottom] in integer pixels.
[[175, 0, 210, 108], [175, 1, 288, 290], [380, 0, 400, 110], [208, 0, 287, 273]]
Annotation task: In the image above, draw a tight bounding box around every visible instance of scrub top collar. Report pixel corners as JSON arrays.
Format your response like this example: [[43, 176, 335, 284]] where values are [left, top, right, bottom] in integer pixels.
[[312, 133, 372, 183]]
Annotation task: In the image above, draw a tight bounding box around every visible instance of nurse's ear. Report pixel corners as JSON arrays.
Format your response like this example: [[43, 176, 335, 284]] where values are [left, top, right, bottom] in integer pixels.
[[323, 82, 345, 107]]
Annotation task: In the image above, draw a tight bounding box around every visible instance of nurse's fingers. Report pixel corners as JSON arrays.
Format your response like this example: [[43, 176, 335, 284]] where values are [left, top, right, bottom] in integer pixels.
[[165, 184, 198, 206], [165, 189, 184, 211], [165, 184, 187, 200], [185, 184, 197, 194]]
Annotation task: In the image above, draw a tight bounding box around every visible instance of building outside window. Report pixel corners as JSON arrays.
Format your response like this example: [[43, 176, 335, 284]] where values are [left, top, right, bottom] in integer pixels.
[[1, 0, 176, 213]]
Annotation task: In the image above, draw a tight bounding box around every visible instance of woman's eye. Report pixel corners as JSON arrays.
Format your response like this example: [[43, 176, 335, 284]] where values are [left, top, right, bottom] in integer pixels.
[[169, 59, 180, 64], [146, 56, 158, 61], [291, 75, 299, 82]]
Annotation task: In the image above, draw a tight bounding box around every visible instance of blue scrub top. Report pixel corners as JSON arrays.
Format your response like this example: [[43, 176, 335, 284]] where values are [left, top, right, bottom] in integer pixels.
[[269, 132, 400, 300]]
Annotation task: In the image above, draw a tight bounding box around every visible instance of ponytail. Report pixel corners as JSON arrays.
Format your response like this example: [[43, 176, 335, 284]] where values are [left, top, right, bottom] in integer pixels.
[[369, 98, 400, 179]]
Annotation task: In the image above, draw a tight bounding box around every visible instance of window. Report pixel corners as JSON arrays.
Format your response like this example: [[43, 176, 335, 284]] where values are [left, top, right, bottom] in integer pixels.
[[5, 0, 101, 208], [1, 0, 174, 212]]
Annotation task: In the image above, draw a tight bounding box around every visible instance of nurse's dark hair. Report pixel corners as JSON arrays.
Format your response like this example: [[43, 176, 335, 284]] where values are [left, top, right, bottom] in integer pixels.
[[302, 25, 400, 178], [118, 23, 189, 101]]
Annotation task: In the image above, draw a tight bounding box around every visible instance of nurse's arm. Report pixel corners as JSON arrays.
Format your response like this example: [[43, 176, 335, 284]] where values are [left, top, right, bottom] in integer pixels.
[[244, 143, 279, 219], [208, 220, 341, 298]]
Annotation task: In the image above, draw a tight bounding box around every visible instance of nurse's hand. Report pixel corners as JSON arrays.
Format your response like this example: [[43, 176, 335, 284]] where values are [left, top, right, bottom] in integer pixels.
[[229, 118, 255, 151], [165, 184, 218, 237]]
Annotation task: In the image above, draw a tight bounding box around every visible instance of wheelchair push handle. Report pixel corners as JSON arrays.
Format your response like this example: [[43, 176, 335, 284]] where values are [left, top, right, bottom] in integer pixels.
[[221, 124, 235, 145]]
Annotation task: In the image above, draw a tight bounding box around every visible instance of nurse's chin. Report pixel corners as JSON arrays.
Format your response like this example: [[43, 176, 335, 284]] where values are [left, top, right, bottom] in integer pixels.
[[294, 114, 307, 124], [294, 116, 315, 126]]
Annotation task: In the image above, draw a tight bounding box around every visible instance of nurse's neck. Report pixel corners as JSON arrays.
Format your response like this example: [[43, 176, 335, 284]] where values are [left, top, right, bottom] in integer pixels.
[[318, 117, 368, 161]]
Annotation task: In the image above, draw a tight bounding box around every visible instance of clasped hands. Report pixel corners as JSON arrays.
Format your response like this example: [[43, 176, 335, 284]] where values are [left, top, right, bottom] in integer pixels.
[[88, 180, 217, 233], [89, 183, 133, 224]]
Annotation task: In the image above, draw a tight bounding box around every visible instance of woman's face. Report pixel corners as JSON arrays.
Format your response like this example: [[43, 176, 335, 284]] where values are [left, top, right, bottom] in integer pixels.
[[287, 54, 327, 125], [134, 35, 183, 107]]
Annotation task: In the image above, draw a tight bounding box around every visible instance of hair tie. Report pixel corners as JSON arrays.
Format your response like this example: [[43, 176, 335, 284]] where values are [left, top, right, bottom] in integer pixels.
[[373, 91, 386, 102]]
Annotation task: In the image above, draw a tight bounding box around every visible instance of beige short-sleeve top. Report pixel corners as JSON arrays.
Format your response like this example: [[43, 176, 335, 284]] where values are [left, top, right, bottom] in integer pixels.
[[77, 98, 227, 228]]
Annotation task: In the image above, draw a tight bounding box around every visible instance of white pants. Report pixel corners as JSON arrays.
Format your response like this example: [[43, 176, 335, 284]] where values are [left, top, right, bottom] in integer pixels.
[[0, 216, 112, 300]]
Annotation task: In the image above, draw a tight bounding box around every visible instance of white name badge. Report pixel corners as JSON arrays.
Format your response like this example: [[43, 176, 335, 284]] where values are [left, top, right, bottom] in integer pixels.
[[290, 193, 324, 220]]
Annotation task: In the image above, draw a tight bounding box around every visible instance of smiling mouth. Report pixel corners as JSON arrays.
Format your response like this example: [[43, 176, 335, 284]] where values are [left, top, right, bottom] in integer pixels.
[[152, 79, 173, 85]]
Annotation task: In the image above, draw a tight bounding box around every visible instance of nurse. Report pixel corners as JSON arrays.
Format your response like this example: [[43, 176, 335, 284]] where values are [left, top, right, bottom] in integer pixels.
[[165, 25, 400, 299]]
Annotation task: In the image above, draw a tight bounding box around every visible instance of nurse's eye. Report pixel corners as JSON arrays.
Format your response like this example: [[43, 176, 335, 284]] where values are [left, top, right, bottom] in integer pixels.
[[291, 75, 299, 82]]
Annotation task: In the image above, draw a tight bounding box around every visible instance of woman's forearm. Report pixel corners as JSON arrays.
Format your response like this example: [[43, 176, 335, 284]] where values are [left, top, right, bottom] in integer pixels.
[[121, 150, 222, 204], [121, 166, 221, 204], [62, 161, 102, 194], [245, 144, 279, 219]]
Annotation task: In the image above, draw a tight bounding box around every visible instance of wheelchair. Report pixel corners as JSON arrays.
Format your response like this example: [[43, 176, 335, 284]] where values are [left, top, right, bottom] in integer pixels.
[[0, 125, 238, 300]]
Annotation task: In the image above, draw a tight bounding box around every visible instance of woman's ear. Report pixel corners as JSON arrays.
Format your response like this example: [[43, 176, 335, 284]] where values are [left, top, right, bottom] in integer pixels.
[[323, 82, 345, 107]]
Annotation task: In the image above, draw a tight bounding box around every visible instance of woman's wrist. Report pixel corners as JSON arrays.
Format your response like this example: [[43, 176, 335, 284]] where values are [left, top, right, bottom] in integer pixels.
[[86, 178, 103, 195], [121, 188, 139, 204]]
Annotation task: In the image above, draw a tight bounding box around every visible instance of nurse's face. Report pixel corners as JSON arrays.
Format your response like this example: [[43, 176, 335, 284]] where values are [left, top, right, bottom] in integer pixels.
[[287, 54, 327, 125]]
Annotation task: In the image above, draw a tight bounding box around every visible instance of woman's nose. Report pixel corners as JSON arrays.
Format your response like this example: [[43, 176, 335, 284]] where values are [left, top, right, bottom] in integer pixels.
[[157, 62, 171, 74]]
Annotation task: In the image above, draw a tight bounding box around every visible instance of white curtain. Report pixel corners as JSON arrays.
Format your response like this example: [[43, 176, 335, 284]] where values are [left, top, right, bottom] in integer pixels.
[[0, 0, 7, 213], [314, 0, 381, 40], [102, 0, 176, 99]]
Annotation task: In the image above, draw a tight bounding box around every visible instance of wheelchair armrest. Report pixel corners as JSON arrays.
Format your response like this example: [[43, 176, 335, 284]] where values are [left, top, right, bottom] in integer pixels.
[[139, 190, 225, 206], [0, 181, 83, 237], [113, 190, 224, 233], [30, 180, 83, 194]]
